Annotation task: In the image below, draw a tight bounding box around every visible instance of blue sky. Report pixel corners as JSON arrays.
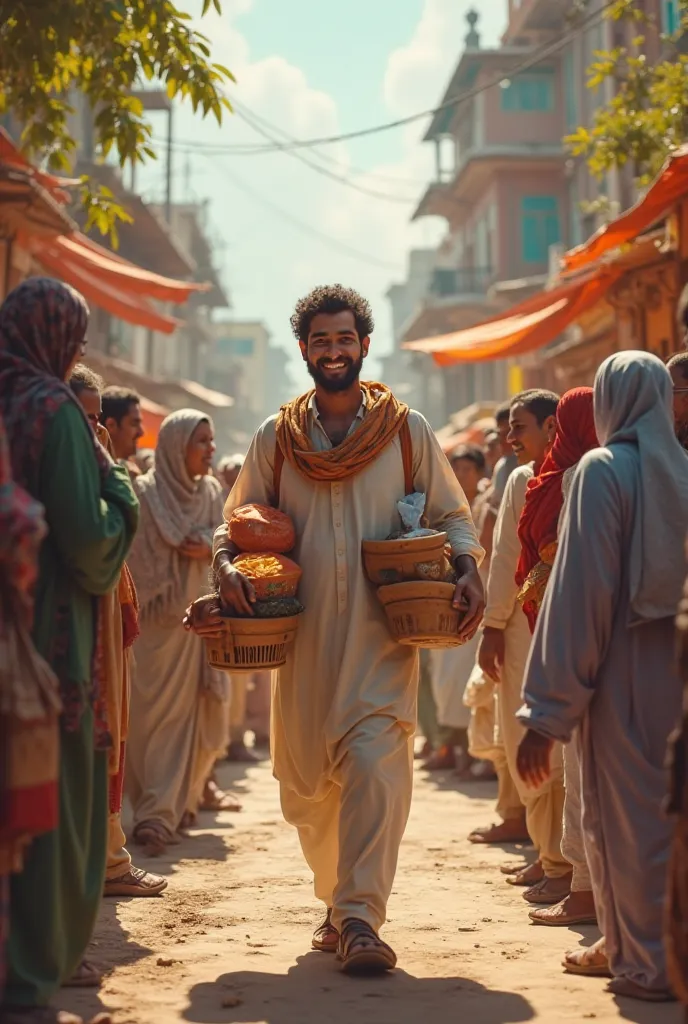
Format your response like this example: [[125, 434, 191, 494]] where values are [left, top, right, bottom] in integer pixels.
[[140, 0, 507, 390]]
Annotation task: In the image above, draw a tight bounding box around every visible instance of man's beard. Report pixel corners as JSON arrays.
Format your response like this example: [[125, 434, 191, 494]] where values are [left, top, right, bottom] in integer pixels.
[[306, 353, 363, 393], [676, 420, 688, 451]]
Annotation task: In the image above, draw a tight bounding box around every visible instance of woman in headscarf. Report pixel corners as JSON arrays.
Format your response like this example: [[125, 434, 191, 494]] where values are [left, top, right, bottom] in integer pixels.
[[126, 409, 231, 855], [516, 388, 599, 926], [516, 352, 688, 1002], [0, 278, 139, 1022], [515, 387, 599, 632]]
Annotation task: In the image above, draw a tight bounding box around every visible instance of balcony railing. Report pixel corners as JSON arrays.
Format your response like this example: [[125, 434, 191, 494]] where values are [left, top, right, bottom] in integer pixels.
[[429, 266, 493, 297]]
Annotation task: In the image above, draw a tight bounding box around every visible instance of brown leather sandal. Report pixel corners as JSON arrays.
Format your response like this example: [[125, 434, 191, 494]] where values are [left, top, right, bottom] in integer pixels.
[[337, 917, 397, 975], [312, 908, 339, 953]]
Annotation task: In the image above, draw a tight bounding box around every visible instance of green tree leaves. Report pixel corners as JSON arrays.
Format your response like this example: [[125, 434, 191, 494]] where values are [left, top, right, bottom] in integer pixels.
[[0, 0, 234, 237], [565, 1, 688, 187]]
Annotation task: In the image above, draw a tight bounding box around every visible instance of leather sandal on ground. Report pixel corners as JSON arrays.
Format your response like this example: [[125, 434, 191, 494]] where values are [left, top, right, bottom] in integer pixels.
[[312, 908, 339, 953], [337, 918, 397, 975], [132, 820, 177, 856], [0, 1010, 85, 1024], [506, 861, 544, 887], [468, 821, 530, 845], [523, 874, 572, 905], [103, 865, 168, 898], [562, 939, 610, 977], [528, 894, 597, 927], [63, 959, 102, 988], [607, 977, 676, 1002]]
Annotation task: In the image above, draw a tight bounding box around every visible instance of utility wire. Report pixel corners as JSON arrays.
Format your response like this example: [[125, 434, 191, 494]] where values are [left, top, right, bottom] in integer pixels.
[[162, 1, 616, 155], [235, 104, 419, 206], [206, 155, 404, 272]]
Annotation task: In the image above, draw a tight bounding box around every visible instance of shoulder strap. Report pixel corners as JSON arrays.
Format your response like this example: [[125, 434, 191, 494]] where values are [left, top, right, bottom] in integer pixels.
[[273, 440, 284, 506], [400, 418, 414, 496]]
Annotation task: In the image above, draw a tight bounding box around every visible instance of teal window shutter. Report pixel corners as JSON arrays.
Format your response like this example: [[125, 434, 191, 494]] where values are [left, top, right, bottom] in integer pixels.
[[521, 197, 560, 263], [500, 72, 554, 112], [663, 0, 678, 33]]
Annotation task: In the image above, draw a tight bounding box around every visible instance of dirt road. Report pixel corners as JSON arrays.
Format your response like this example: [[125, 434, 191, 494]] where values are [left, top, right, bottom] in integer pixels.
[[60, 758, 682, 1024]]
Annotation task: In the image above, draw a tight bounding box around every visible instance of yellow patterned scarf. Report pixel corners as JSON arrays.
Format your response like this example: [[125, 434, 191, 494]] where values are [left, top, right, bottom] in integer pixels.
[[275, 381, 409, 482]]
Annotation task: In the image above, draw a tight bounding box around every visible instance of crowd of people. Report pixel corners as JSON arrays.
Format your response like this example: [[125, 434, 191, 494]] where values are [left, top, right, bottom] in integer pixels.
[[0, 279, 269, 1023], [0, 275, 687, 1018]]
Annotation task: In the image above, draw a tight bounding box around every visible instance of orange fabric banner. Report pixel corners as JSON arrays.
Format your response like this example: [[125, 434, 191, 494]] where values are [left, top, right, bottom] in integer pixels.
[[404, 267, 621, 366], [562, 146, 688, 273]]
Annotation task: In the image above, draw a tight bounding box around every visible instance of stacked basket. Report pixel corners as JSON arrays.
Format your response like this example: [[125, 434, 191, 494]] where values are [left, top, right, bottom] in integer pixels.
[[205, 504, 303, 673], [362, 533, 466, 648]]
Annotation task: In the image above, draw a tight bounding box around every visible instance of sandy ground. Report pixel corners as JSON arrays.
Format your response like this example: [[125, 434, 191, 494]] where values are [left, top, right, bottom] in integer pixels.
[[58, 757, 683, 1024]]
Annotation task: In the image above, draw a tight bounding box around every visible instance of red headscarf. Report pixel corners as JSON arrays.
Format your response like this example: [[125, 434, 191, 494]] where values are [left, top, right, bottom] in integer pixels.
[[516, 387, 598, 631]]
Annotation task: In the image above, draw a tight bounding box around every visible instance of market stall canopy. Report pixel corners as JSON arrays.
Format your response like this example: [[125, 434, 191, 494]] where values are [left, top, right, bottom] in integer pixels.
[[1, 129, 211, 333], [85, 352, 234, 421], [561, 145, 688, 273], [404, 265, 621, 366]]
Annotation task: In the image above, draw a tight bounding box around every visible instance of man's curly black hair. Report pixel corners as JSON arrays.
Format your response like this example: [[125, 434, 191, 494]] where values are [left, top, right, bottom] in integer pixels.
[[290, 284, 375, 341]]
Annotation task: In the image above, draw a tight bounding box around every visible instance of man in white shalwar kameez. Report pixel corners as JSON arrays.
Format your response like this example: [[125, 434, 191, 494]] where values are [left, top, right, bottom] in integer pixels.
[[473, 392, 572, 907], [201, 286, 484, 974], [517, 352, 688, 1002]]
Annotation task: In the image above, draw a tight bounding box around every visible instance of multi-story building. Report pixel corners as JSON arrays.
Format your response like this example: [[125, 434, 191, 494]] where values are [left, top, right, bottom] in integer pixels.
[[379, 249, 446, 425], [205, 319, 297, 431], [399, 0, 678, 409]]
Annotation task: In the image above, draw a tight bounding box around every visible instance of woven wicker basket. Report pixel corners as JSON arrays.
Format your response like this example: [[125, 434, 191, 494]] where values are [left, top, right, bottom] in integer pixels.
[[205, 614, 300, 673], [362, 532, 448, 585], [377, 580, 465, 648]]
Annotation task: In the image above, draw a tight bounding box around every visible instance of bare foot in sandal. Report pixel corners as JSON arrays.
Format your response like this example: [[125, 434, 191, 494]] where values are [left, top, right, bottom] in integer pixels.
[[201, 778, 242, 812], [529, 889, 597, 926], [338, 918, 397, 975], [506, 860, 544, 886], [0, 1009, 85, 1023], [312, 908, 339, 953], [133, 820, 176, 856], [607, 977, 676, 1002], [63, 959, 102, 988], [468, 818, 530, 845], [563, 937, 610, 976], [523, 872, 572, 905]]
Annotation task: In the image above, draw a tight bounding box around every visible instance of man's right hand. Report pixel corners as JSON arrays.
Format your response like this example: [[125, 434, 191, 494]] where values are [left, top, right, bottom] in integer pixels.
[[218, 562, 256, 616], [478, 626, 505, 683]]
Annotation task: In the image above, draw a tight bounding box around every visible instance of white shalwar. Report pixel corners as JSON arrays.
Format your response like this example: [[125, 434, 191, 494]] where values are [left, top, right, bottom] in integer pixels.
[[214, 401, 482, 932]]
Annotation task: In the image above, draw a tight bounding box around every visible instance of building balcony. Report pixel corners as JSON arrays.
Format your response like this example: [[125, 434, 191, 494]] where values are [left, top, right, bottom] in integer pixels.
[[506, 0, 570, 38], [413, 143, 565, 224], [430, 266, 495, 297]]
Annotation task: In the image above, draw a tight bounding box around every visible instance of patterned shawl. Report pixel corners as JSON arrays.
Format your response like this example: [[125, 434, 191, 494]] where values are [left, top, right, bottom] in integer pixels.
[[516, 387, 598, 631], [275, 381, 409, 482], [594, 351, 688, 624], [0, 278, 109, 490], [130, 409, 223, 619], [0, 412, 61, 873]]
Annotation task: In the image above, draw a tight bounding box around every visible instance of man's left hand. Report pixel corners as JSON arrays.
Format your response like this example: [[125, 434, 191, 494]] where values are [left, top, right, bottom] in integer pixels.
[[452, 555, 485, 641], [183, 596, 226, 638], [517, 729, 554, 788]]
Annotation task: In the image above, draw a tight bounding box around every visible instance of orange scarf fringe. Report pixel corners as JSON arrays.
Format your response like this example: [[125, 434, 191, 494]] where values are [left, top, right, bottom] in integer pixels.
[[275, 381, 409, 483]]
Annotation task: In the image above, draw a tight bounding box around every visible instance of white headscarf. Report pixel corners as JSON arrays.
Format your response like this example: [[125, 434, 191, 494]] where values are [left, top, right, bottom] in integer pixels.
[[594, 351, 688, 623], [131, 408, 223, 617]]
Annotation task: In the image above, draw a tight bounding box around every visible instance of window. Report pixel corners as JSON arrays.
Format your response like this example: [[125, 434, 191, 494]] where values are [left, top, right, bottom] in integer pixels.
[[216, 335, 254, 356], [501, 71, 554, 112], [563, 49, 576, 131], [521, 196, 560, 264], [663, 0, 679, 33]]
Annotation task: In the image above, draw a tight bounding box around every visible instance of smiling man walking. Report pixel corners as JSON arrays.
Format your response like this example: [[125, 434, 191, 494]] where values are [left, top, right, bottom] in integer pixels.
[[206, 285, 484, 974]]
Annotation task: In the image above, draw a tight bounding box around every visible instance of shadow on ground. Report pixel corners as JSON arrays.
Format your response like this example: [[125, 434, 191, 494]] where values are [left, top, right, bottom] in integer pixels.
[[182, 953, 535, 1024]]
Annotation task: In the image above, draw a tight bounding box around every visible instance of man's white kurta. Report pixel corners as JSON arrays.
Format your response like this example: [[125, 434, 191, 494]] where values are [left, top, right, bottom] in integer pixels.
[[213, 400, 482, 929]]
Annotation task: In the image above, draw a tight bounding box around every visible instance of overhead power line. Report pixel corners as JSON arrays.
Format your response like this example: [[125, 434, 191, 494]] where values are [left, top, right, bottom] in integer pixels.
[[162, 0, 617, 156], [206, 156, 404, 273]]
